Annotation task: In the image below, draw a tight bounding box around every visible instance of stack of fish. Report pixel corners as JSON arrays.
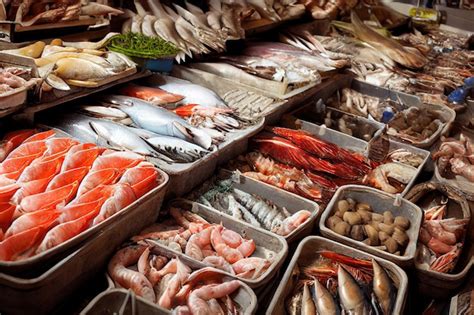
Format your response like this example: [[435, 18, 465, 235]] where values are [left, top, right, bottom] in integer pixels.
[[122, 0, 244, 62], [228, 127, 422, 201], [189, 175, 312, 236], [0, 0, 123, 26], [108, 245, 245, 313], [416, 202, 469, 273], [0, 129, 161, 261], [130, 206, 273, 280], [3, 34, 135, 91], [286, 251, 397, 315]]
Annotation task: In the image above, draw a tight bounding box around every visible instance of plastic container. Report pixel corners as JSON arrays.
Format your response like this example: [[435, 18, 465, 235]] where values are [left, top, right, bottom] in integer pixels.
[[159, 199, 288, 289], [406, 181, 474, 298], [0, 166, 169, 276], [266, 236, 408, 315], [281, 119, 430, 196], [320, 185, 423, 267], [104, 245, 257, 314], [0, 177, 168, 315], [189, 170, 320, 243]]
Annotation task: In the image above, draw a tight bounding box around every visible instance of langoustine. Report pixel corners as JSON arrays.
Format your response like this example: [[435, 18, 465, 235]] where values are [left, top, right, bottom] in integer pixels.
[[0, 129, 162, 261]]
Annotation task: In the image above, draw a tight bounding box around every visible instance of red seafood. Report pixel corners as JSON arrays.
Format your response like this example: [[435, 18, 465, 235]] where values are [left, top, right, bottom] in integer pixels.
[[0, 129, 35, 162], [253, 134, 362, 179], [77, 168, 121, 196], [174, 104, 233, 118], [19, 181, 79, 213], [119, 84, 185, 106], [61, 144, 102, 171], [0, 202, 15, 231], [119, 166, 159, 198]]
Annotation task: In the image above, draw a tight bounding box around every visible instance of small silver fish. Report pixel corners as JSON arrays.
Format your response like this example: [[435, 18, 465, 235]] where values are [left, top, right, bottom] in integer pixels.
[[372, 259, 395, 315], [312, 279, 339, 315], [145, 135, 209, 163]]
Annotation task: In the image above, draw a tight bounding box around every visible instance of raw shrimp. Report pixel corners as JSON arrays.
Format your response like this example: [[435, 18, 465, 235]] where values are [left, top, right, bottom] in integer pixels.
[[187, 280, 241, 315]]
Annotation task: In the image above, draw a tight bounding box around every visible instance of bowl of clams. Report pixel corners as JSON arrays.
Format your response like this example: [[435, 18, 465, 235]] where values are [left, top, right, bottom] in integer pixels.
[[320, 185, 423, 267]]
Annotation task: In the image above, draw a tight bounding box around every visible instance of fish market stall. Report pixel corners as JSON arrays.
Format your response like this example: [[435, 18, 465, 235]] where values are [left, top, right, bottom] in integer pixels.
[[0, 0, 473, 314]]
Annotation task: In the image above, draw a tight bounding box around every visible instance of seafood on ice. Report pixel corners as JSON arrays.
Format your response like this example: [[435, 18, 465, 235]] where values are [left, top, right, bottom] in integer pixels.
[[129, 205, 273, 280], [108, 244, 245, 313], [188, 173, 312, 236], [3, 35, 135, 91], [433, 134, 474, 182], [326, 198, 411, 255], [1, 0, 122, 27], [416, 201, 469, 273], [285, 250, 397, 315], [0, 129, 162, 261]]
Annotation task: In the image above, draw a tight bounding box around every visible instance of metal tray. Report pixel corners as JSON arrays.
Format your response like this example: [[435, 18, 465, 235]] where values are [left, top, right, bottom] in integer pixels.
[[189, 170, 320, 243], [0, 178, 168, 315], [281, 118, 430, 196], [320, 185, 423, 267], [0, 149, 169, 275], [266, 236, 408, 315], [405, 181, 474, 298], [104, 245, 257, 314], [158, 199, 288, 289]]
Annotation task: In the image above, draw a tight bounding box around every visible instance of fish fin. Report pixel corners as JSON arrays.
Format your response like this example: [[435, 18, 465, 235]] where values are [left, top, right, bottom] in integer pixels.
[[65, 79, 99, 88]]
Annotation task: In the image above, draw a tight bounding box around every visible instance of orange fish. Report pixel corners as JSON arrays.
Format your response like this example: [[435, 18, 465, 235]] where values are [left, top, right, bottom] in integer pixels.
[[119, 84, 184, 106]]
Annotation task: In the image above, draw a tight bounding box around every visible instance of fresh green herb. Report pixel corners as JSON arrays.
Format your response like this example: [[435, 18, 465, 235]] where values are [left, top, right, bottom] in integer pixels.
[[107, 33, 180, 59]]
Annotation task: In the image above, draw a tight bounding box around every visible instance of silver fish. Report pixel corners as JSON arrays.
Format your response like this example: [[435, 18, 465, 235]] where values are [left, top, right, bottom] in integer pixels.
[[159, 76, 228, 108], [312, 279, 339, 315], [46, 113, 102, 144], [145, 136, 209, 163], [101, 95, 212, 149], [88, 119, 172, 161], [372, 259, 395, 315], [338, 266, 370, 315]]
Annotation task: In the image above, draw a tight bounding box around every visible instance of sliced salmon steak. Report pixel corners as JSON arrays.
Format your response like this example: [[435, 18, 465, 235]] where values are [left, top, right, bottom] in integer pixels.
[[0, 221, 54, 261], [0, 183, 20, 203], [46, 167, 89, 191], [59, 199, 104, 223], [0, 129, 36, 162], [77, 168, 121, 196], [43, 138, 79, 159], [20, 181, 79, 213], [8, 140, 47, 159], [11, 175, 57, 205], [118, 84, 185, 105], [61, 144, 102, 172], [69, 184, 114, 206], [17, 157, 62, 183], [119, 167, 159, 198], [23, 130, 56, 143], [0, 202, 15, 231], [90, 151, 143, 172], [93, 183, 136, 225], [36, 210, 97, 254], [4, 208, 60, 238]]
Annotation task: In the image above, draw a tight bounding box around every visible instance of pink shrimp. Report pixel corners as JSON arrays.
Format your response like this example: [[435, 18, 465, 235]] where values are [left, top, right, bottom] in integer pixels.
[[272, 210, 311, 236], [202, 256, 235, 274], [210, 227, 243, 264], [185, 226, 214, 261], [158, 258, 191, 309], [107, 245, 155, 302], [232, 257, 271, 279], [187, 280, 241, 315]]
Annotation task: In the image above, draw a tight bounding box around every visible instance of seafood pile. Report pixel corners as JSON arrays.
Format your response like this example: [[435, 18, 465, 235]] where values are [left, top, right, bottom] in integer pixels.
[[416, 202, 469, 273], [433, 134, 474, 182], [0, 0, 122, 27], [0, 66, 37, 96], [3, 34, 135, 91], [222, 88, 280, 120], [327, 198, 411, 255], [0, 129, 161, 261], [108, 244, 245, 313], [122, 0, 244, 62], [130, 206, 273, 279], [285, 251, 397, 315], [228, 127, 422, 201], [189, 175, 312, 236]]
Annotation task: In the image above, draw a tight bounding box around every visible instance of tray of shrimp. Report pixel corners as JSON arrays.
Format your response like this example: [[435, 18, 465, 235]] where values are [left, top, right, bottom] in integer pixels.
[[267, 236, 408, 315], [122, 199, 288, 290], [406, 181, 473, 298], [104, 242, 257, 314], [187, 169, 320, 243], [0, 128, 169, 275]]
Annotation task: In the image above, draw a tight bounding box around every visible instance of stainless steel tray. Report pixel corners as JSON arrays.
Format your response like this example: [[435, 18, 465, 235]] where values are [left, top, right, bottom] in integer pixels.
[[320, 185, 423, 267]]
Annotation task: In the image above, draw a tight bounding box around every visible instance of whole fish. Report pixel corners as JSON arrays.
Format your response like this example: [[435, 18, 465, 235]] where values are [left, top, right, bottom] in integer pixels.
[[338, 266, 370, 315], [159, 76, 228, 108], [302, 283, 316, 315], [372, 259, 395, 315], [312, 279, 340, 315], [145, 135, 209, 163], [46, 113, 102, 144], [101, 95, 212, 149], [88, 119, 171, 161]]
